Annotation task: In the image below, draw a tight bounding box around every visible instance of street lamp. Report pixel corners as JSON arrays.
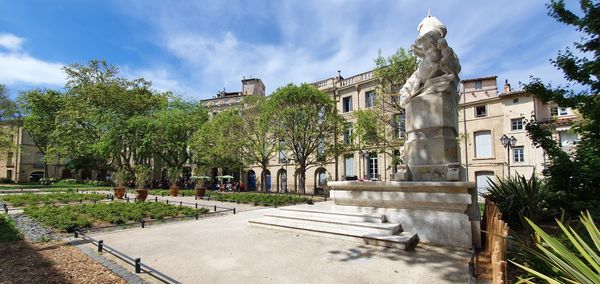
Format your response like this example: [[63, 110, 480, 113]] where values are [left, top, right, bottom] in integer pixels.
[[359, 150, 370, 180], [500, 134, 517, 176]]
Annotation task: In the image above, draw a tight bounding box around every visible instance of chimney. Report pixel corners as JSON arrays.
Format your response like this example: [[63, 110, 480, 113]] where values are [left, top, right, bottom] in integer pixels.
[[503, 79, 511, 93]]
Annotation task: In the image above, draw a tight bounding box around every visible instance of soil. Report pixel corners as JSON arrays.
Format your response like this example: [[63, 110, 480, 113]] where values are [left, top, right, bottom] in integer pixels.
[[0, 240, 126, 284]]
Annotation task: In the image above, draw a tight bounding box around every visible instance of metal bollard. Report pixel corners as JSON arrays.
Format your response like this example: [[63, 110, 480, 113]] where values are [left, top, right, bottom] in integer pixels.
[[233, 208, 236, 215], [155, 196, 158, 202], [4, 204, 8, 213], [274, 202, 277, 208], [214, 205, 217, 212], [74, 231, 78, 238], [127, 197, 130, 203], [195, 203, 198, 209], [166, 199, 169, 204], [135, 258, 141, 273], [141, 220, 145, 228], [98, 240, 104, 252], [180, 201, 182, 206], [195, 212, 199, 220]]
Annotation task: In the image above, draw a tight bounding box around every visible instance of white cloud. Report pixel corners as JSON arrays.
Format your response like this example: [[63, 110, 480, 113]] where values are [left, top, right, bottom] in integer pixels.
[[116, 0, 580, 99], [0, 52, 65, 86], [0, 33, 24, 51]]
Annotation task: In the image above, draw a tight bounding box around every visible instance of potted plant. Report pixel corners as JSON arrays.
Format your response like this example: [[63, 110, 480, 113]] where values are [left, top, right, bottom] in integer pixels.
[[134, 164, 152, 202], [113, 168, 128, 199], [194, 168, 208, 198], [167, 167, 181, 197]]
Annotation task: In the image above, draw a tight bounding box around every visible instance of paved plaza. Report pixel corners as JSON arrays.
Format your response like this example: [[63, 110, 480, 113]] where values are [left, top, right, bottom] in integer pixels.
[[85, 202, 470, 284]]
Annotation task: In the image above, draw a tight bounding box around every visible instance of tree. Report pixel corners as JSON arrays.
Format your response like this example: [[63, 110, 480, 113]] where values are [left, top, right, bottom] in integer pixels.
[[232, 96, 278, 191], [151, 98, 208, 169], [0, 85, 18, 153], [267, 83, 344, 194], [523, 0, 600, 217], [353, 48, 417, 170], [17, 89, 64, 177], [53, 60, 167, 178], [190, 110, 244, 176]]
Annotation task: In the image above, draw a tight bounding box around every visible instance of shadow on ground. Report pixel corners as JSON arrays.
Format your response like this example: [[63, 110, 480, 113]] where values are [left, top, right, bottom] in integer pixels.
[[328, 244, 468, 283]]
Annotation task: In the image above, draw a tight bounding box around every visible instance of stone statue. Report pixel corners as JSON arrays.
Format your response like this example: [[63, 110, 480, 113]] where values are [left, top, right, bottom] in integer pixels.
[[397, 12, 463, 181]]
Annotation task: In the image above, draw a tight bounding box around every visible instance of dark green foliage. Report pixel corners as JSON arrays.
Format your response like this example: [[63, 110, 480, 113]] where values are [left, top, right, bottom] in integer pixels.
[[484, 172, 555, 229], [207, 192, 309, 205], [24, 202, 208, 232], [524, 1, 600, 218], [1, 192, 106, 207], [0, 214, 22, 242]]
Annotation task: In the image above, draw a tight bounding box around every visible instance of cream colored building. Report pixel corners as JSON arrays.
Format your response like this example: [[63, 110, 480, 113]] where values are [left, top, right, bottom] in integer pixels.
[[201, 78, 265, 117], [0, 122, 72, 183], [459, 76, 578, 195]]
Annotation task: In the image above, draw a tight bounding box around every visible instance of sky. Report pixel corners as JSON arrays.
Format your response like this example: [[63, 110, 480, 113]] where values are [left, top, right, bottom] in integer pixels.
[[0, 0, 585, 100]]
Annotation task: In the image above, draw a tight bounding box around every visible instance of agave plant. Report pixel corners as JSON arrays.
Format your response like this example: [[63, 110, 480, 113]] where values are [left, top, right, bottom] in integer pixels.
[[483, 172, 554, 229], [513, 211, 600, 284]]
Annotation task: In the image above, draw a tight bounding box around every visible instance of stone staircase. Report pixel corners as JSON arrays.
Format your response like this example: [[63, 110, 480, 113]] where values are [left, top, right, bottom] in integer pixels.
[[249, 207, 419, 250]]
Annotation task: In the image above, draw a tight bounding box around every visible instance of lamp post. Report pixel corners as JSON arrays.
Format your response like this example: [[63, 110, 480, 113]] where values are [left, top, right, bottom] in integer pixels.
[[359, 150, 370, 180], [500, 134, 517, 176]]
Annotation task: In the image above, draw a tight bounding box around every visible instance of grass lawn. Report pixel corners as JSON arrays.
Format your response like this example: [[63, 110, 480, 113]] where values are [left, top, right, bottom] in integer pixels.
[[0, 214, 22, 242], [24, 202, 209, 232], [207, 191, 311, 205], [1, 192, 108, 207], [0, 182, 112, 190]]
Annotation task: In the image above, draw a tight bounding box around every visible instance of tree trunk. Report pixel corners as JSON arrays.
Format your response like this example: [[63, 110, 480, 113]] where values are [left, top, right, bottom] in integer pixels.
[[298, 169, 306, 194], [44, 162, 48, 178]]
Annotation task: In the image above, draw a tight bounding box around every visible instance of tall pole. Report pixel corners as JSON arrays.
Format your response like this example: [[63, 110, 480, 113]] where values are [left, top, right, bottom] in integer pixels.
[[507, 147, 511, 177]]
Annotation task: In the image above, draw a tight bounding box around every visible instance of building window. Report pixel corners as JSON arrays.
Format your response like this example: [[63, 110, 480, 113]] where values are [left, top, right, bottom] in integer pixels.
[[344, 155, 355, 177], [278, 140, 286, 163], [475, 105, 487, 118], [6, 152, 13, 167], [559, 130, 579, 147], [474, 130, 492, 158], [34, 152, 44, 168], [474, 80, 482, 90], [367, 153, 379, 180], [475, 171, 494, 196], [343, 123, 353, 144], [513, 146, 524, 163], [6, 170, 12, 180], [550, 106, 558, 116], [513, 98, 519, 103], [342, 96, 353, 113], [559, 107, 568, 116], [511, 118, 524, 131], [393, 113, 406, 139], [365, 91, 376, 108]]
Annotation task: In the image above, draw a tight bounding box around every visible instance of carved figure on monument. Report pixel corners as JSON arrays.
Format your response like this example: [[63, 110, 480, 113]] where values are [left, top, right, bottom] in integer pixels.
[[397, 12, 463, 181]]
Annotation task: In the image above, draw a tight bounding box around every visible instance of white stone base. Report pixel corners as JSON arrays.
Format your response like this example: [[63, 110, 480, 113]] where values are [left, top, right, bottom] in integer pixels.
[[328, 181, 480, 248]]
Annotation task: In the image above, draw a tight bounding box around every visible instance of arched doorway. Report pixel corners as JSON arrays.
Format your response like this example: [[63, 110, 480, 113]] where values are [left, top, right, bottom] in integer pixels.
[[293, 168, 302, 194], [262, 169, 271, 192], [246, 170, 256, 191], [29, 171, 44, 182], [61, 169, 72, 179], [81, 169, 92, 180], [314, 167, 327, 195], [276, 169, 287, 193]]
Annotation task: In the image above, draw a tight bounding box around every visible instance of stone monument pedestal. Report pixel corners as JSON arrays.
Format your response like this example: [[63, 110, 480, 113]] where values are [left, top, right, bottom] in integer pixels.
[[328, 181, 480, 248]]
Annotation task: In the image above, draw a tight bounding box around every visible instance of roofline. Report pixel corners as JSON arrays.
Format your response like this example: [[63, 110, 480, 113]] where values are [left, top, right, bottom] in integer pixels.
[[461, 76, 497, 82]]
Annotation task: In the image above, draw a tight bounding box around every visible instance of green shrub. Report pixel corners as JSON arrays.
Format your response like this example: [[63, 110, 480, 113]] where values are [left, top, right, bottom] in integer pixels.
[[0, 214, 22, 242], [1, 192, 106, 207], [207, 192, 309, 205], [484, 172, 555, 229], [0, 178, 15, 184], [513, 211, 600, 284], [62, 179, 78, 184], [23, 202, 208, 232]]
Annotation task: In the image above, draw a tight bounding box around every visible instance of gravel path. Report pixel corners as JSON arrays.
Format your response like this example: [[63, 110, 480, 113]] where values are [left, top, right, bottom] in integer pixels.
[[10, 213, 61, 242]]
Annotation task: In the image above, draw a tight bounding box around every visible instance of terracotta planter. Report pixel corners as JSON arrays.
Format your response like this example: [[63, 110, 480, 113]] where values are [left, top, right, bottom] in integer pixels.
[[113, 187, 126, 199], [136, 189, 148, 202], [196, 187, 206, 198], [170, 185, 180, 197]]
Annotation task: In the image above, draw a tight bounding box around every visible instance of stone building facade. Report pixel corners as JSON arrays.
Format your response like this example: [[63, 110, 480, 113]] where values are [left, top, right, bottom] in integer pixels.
[[0, 122, 72, 183], [458, 76, 578, 195]]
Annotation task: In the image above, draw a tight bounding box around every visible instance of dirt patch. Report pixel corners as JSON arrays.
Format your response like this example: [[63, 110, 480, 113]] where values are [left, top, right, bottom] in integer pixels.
[[0, 240, 125, 284]]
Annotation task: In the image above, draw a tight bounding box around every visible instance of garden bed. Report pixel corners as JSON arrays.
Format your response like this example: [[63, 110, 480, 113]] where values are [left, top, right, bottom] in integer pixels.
[[207, 192, 311, 205], [1, 192, 108, 207], [24, 202, 209, 232]]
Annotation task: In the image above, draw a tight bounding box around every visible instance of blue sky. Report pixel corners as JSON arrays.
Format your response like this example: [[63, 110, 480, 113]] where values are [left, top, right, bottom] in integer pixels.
[[0, 0, 583, 99]]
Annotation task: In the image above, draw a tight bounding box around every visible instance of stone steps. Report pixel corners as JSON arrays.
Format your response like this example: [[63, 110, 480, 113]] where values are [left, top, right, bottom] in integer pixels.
[[279, 207, 386, 223], [250, 208, 419, 250]]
